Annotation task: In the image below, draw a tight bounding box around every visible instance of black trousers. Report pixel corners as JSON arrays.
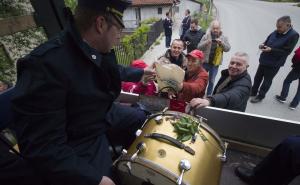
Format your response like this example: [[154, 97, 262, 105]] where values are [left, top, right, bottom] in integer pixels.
[[106, 102, 147, 149], [0, 138, 45, 185], [253, 136, 300, 185], [252, 64, 280, 99]]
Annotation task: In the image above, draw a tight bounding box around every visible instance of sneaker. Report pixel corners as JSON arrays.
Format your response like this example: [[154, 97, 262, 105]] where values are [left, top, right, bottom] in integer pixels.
[[275, 95, 286, 103], [289, 105, 296, 110], [250, 96, 263, 103]]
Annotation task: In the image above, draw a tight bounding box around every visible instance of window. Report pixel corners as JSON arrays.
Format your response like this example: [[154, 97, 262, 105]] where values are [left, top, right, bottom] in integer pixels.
[[175, 6, 179, 13], [158, 7, 162, 14]]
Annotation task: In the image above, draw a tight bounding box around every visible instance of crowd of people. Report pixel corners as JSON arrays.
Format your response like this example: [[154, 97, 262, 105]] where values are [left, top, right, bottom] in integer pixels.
[[162, 9, 300, 111], [0, 1, 300, 185]]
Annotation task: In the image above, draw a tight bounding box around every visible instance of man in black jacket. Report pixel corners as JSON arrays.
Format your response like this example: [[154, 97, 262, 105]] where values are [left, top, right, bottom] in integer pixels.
[[251, 15, 299, 103], [189, 52, 252, 112], [180, 9, 191, 40], [163, 12, 173, 48], [10, 1, 152, 185], [182, 19, 205, 53]]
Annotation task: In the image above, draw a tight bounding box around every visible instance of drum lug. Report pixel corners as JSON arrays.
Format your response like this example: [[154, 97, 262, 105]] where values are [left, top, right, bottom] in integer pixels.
[[196, 115, 208, 123], [219, 142, 229, 162], [177, 159, 191, 185], [122, 149, 128, 155], [154, 115, 163, 124], [162, 107, 169, 114], [131, 142, 147, 161], [135, 129, 142, 137]]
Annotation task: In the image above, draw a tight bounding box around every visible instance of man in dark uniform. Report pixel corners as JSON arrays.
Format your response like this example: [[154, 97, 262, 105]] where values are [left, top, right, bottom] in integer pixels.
[[163, 12, 173, 48], [11, 0, 152, 185]]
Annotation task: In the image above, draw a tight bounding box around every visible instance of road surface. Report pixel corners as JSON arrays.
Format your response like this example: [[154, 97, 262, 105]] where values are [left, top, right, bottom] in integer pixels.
[[214, 0, 300, 122]]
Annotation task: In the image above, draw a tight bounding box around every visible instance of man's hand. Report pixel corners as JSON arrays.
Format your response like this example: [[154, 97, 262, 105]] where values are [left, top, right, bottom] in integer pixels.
[[144, 67, 155, 76], [215, 38, 222, 45], [261, 46, 272, 52], [189, 98, 210, 109], [168, 90, 177, 99], [99, 176, 115, 185]]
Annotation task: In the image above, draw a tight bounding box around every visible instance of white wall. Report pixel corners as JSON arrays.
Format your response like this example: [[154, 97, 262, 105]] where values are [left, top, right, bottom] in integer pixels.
[[175, 0, 202, 20], [123, 7, 137, 28], [140, 6, 170, 21], [123, 6, 171, 28]]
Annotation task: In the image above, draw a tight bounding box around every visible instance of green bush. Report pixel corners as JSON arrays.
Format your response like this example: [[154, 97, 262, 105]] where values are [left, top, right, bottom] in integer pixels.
[[193, 12, 213, 31], [0, 47, 15, 84], [117, 23, 150, 65], [141, 17, 160, 25], [64, 0, 77, 12]]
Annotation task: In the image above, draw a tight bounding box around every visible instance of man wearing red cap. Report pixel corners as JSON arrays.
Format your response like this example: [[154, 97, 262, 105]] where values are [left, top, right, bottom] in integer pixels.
[[175, 49, 208, 102], [189, 52, 252, 112], [10, 1, 151, 185]]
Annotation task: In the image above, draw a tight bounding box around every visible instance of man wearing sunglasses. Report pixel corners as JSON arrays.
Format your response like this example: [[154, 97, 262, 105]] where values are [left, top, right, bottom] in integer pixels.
[[10, 1, 152, 185]]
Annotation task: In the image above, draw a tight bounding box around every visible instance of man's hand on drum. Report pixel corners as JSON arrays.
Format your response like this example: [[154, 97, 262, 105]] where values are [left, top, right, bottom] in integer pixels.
[[168, 82, 183, 99], [99, 176, 115, 185], [189, 98, 210, 109]]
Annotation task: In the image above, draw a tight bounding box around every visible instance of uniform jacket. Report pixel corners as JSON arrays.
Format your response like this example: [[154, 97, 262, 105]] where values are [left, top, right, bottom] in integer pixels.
[[260, 28, 299, 67], [210, 69, 252, 112], [181, 15, 191, 36], [178, 67, 208, 102], [163, 17, 173, 36], [197, 32, 231, 65], [11, 17, 143, 185]]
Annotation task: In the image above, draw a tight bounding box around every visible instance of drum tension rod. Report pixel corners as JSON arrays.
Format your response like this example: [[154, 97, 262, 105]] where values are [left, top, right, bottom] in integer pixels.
[[219, 142, 229, 162]]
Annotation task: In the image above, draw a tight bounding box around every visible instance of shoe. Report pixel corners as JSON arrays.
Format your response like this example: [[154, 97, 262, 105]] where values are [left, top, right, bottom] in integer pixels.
[[275, 95, 286, 103], [289, 105, 296, 110], [235, 165, 255, 184], [250, 92, 257, 97], [250, 96, 262, 103]]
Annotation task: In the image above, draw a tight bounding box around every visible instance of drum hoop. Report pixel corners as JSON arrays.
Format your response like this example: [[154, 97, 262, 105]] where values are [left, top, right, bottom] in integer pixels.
[[144, 110, 225, 151], [116, 155, 189, 185]]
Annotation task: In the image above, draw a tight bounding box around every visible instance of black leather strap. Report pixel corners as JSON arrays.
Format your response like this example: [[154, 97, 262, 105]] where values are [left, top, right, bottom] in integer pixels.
[[144, 133, 195, 155]]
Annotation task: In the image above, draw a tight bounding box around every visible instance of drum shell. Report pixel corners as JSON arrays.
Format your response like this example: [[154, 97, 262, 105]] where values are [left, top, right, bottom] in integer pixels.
[[116, 111, 224, 185]]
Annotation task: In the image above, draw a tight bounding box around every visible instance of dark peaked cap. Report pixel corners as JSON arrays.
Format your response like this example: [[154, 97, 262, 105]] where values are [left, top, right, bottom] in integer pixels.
[[77, 0, 132, 28]]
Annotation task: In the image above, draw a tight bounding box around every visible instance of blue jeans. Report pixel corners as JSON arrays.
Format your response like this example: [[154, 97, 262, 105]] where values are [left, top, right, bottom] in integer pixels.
[[280, 68, 300, 107], [203, 63, 219, 95]]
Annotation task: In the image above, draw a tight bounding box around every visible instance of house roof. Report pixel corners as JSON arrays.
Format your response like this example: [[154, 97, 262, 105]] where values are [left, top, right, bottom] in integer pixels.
[[132, 0, 173, 6]]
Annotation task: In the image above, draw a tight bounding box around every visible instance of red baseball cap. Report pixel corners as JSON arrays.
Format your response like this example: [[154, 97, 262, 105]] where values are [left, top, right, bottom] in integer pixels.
[[187, 49, 204, 60], [131, 59, 148, 69]]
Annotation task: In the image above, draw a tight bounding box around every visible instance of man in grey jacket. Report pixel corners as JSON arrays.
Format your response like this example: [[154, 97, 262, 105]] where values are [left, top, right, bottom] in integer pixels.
[[198, 20, 231, 95]]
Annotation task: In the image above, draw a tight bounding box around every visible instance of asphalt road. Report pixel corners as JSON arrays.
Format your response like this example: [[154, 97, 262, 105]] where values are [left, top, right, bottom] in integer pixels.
[[214, 0, 300, 122]]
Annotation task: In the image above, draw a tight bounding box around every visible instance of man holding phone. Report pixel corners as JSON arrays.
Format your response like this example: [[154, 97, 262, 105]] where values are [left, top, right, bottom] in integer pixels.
[[250, 15, 299, 103]]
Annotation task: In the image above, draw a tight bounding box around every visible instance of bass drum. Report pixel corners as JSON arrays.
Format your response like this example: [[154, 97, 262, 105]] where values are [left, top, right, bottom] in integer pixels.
[[115, 110, 225, 185]]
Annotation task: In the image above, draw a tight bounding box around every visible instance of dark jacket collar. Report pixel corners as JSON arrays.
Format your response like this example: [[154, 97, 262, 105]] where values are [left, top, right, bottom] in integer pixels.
[[65, 14, 117, 68]]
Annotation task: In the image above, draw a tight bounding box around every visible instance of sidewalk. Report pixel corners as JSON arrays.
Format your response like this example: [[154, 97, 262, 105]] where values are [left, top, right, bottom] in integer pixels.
[[141, 16, 182, 66]]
